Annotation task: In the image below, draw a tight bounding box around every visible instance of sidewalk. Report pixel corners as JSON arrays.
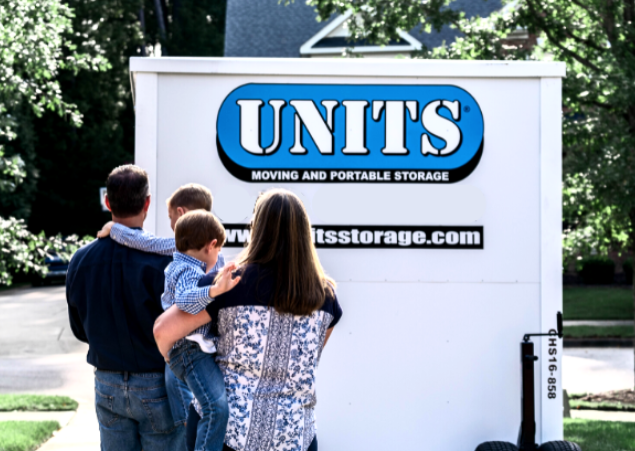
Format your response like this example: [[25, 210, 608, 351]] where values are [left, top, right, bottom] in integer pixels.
[[563, 347, 633, 394], [0, 286, 99, 451], [564, 320, 632, 327], [571, 409, 635, 422]]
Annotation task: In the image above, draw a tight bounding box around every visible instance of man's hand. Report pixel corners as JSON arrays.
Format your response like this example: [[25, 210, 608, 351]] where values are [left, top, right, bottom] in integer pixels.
[[209, 262, 241, 298], [97, 221, 114, 239]]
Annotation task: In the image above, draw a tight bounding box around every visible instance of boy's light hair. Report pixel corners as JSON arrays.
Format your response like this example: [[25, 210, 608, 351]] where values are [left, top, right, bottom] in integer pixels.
[[167, 184, 212, 212], [175, 210, 226, 252]]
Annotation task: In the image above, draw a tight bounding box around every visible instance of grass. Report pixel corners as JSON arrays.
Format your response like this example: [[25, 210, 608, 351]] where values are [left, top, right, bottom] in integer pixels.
[[564, 325, 633, 338], [563, 286, 632, 320], [0, 421, 59, 451], [0, 395, 77, 412], [564, 418, 635, 451]]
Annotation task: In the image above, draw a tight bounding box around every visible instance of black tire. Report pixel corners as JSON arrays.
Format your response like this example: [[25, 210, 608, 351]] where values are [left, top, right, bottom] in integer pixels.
[[475, 442, 519, 451], [538, 441, 582, 451]]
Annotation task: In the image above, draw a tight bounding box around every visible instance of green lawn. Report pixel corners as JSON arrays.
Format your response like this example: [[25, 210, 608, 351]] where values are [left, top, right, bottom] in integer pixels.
[[564, 418, 635, 451], [563, 286, 633, 320], [564, 325, 633, 338], [0, 421, 59, 451], [0, 395, 77, 412]]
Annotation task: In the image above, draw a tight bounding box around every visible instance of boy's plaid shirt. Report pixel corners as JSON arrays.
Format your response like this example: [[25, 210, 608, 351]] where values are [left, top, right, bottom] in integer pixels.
[[110, 223, 224, 341], [161, 252, 225, 343]]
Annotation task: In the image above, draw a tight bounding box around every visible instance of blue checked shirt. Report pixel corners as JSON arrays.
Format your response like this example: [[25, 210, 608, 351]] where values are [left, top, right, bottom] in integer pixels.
[[111, 223, 178, 256], [109, 223, 225, 345]]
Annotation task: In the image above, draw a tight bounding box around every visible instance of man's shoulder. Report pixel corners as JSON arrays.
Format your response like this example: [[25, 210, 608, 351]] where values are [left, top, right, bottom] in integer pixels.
[[70, 237, 171, 271]]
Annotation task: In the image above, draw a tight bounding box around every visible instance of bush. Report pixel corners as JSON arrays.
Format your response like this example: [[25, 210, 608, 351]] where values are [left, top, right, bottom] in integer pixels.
[[623, 258, 633, 285], [577, 256, 616, 285], [0, 217, 92, 286]]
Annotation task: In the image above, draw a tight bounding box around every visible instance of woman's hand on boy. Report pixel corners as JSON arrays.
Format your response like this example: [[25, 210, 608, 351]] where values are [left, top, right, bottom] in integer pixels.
[[209, 262, 241, 298], [97, 221, 114, 238]]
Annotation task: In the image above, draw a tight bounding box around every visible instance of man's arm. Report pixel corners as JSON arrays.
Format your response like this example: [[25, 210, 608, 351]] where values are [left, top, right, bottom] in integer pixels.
[[109, 223, 176, 256], [65, 270, 88, 343]]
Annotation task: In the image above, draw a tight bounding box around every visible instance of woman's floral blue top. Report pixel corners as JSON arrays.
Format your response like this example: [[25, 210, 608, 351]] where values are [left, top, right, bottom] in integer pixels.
[[204, 265, 342, 451]]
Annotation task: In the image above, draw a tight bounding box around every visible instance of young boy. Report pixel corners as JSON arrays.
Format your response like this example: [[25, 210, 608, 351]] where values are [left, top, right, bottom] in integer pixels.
[[159, 209, 238, 451]]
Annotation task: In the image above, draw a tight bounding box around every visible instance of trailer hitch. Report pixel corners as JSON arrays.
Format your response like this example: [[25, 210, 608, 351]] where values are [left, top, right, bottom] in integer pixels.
[[517, 312, 563, 451]]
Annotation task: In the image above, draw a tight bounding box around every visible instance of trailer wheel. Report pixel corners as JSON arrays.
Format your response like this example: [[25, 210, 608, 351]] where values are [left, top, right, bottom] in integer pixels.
[[475, 442, 519, 451], [538, 441, 581, 451]]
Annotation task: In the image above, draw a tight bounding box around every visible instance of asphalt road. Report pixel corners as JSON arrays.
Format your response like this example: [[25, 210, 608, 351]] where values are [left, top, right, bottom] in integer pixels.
[[0, 284, 93, 402]]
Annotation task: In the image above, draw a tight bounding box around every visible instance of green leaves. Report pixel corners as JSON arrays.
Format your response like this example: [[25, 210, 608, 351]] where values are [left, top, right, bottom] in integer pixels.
[[0, 149, 25, 193], [310, 0, 635, 255], [0, 217, 91, 286], [0, 0, 106, 285]]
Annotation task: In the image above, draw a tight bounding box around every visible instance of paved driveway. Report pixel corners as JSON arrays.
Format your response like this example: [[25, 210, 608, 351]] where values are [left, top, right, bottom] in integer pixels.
[[0, 285, 98, 450]]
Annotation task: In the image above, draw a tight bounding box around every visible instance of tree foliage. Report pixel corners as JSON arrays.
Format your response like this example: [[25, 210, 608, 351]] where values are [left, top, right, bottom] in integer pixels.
[[0, 0, 102, 285], [0, 0, 226, 237], [311, 0, 635, 257], [0, 217, 90, 286]]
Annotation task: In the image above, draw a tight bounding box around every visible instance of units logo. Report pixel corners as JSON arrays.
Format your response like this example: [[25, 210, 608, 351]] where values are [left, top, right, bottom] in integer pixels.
[[216, 84, 484, 183]]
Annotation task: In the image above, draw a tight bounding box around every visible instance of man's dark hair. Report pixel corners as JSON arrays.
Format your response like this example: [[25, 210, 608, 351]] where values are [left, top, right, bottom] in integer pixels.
[[106, 165, 150, 218]]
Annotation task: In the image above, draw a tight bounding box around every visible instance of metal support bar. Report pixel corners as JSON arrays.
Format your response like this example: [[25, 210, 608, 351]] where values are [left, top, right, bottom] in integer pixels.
[[518, 340, 537, 451]]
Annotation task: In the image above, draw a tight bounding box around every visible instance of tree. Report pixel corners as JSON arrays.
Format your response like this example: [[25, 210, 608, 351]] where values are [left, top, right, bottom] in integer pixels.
[[309, 0, 635, 384], [6, 0, 227, 238], [0, 0, 102, 284], [21, 0, 146, 237]]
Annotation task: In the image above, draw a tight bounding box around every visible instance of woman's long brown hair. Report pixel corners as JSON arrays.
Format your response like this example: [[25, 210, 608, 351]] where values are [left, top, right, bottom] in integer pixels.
[[237, 188, 335, 316]]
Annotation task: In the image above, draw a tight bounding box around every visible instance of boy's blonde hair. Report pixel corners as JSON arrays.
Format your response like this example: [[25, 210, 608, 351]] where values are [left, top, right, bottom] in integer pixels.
[[167, 184, 212, 211], [175, 210, 225, 252]]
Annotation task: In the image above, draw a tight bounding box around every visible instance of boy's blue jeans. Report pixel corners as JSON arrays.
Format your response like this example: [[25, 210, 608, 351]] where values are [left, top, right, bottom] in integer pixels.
[[94, 369, 185, 451], [168, 341, 228, 451], [166, 364, 194, 426]]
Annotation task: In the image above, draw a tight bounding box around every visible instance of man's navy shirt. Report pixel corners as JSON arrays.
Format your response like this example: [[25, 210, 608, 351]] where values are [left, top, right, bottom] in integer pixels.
[[66, 234, 172, 372]]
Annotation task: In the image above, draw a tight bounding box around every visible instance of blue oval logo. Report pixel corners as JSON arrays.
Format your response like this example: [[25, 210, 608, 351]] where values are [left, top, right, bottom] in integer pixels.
[[217, 83, 484, 183]]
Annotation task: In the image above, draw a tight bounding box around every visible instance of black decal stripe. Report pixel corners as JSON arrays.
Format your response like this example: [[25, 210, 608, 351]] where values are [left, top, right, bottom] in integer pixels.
[[217, 136, 483, 184]]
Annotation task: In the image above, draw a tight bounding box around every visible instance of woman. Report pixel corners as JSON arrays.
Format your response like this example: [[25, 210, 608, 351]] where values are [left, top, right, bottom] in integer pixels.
[[154, 188, 342, 451]]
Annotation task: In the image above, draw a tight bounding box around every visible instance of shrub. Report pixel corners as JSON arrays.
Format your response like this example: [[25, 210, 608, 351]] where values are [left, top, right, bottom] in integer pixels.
[[577, 256, 616, 285], [623, 258, 633, 286]]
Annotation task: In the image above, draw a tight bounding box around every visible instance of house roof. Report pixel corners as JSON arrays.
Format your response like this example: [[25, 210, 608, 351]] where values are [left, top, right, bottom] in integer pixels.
[[224, 0, 502, 58]]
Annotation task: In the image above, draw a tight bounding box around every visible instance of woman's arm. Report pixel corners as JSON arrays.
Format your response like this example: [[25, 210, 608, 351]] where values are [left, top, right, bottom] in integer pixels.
[[323, 327, 334, 348], [153, 305, 211, 358]]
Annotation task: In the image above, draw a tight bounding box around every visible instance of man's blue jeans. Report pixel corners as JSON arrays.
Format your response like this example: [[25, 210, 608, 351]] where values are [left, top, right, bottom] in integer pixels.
[[94, 369, 185, 451], [166, 364, 194, 426], [168, 341, 228, 451]]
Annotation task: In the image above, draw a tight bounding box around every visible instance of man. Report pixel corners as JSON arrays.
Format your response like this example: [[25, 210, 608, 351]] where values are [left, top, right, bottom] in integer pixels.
[[66, 165, 184, 450]]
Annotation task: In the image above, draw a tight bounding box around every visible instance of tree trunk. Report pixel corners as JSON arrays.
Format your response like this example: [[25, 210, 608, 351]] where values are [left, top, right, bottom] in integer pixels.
[[630, 209, 635, 390], [139, 5, 147, 57], [153, 0, 168, 55]]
